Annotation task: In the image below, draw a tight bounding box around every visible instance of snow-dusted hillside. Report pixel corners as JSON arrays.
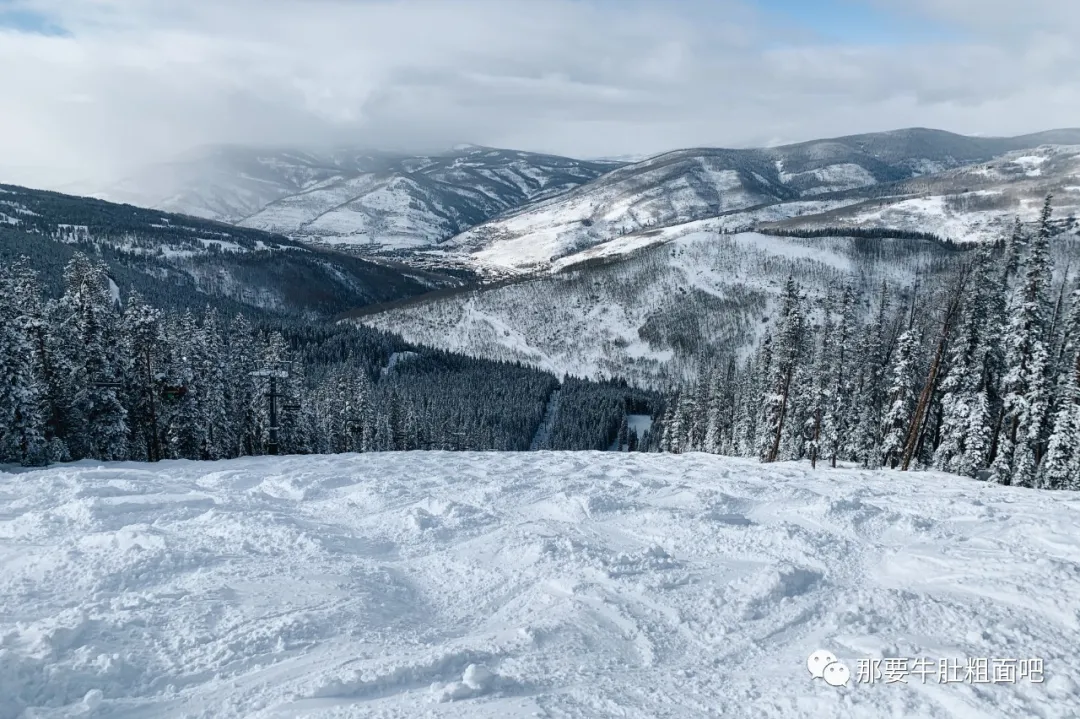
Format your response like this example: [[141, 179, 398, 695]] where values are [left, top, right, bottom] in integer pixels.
[[445, 129, 1080, 270], [237, 148, 618, 249], [0, 182, 460, 317], [2, 452, 1077, 718], [88, 128, 1080, 266], [94, 146, 366, 223], [357, 229, 952, 385], [95, 146, 619, 249], [766, 145, 1080, 243]]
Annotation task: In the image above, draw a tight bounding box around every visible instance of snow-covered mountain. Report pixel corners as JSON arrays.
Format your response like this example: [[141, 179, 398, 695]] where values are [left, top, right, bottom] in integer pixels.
[[355, 228, 971, 386], [96, 146, 621, 249], [3, 452, 1076, 718], [90, 128, 1080, 262], [94, 146, 367, 223], [0, 182, 461, 317], [356, 200, 1080, 386], [447, 128, 1080, 269], [763, 144, 1080, 243]]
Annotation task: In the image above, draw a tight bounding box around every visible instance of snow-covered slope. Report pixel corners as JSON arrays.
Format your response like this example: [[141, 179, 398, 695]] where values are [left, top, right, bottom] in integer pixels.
[[445, 129, 1080, 270], [2, 452, 1077, 718], [94, 146, 368, 223], [95, 146, 620, 249], [444, 129, 1080, 268], [357, 229, 957, 385], [0, 182, 461, 317], [237, 148, 619, 249], [765, 145, 1080, 243]]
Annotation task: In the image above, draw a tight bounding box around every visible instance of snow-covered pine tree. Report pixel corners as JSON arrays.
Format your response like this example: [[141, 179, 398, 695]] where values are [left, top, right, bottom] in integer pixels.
[[702, 358, 734, 454], [993, 196, 1056, 487], [199, 310, 231, 459], [735, 340, 768, 457], [713, 356, 738, 455], [761, 277, 805, 463], [671, 391, 697, 453], [164, 310, 203, 459], [803, 294, 835, 468], [881, 326, 919, 469], [121, 292, 165, 461], [1040, 342, 1080, 489], [0, 262, 48, 465], [823, 284, 858, 467], [1038, 283, 1080, 489], [1002, 216, 1026, 286], [616, 414, 629, 452], [10, 262, 66, 462], [899, 266, 972, 471], [693, 364, 713, 451], [933, 289, 982, 476], [849, 281, 895, 467], [54, 254, 128, 460]]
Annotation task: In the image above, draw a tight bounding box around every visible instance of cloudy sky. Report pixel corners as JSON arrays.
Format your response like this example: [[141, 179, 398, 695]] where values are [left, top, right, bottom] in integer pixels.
[[1, 0, 1078, 188]]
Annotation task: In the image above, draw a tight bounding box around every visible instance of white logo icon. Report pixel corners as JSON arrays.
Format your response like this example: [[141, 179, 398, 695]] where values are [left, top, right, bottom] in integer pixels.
[[807, 649, 837, 679], [807, 649, 850, 687], [823, 661, 850, 687]]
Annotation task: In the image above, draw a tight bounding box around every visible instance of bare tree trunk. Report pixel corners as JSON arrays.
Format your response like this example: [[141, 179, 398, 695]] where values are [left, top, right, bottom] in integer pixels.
[[901, 265, 969, 471], [766, 364, 794, 463]]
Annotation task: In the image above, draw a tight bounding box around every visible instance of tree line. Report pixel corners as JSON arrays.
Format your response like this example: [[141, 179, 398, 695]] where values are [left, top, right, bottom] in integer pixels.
[[0, 253, 660, 466], [661, 196, 1080, 490], [758, 226, 961, 249]]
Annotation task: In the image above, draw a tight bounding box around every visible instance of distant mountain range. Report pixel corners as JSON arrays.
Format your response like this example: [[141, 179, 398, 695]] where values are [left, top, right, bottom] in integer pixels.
[[94, 146, 620, 249], [10, 127, 1080, 385], [86, 128, 1080, 266], [447, 128, 1080, 269]]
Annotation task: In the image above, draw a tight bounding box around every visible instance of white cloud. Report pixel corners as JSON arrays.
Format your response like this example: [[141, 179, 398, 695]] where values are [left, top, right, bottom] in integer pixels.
[[1, 0, 1078, 188]]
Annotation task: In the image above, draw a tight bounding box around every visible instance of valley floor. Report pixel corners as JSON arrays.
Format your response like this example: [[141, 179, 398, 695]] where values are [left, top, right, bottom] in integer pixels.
[[1, 453, 1078, 719]]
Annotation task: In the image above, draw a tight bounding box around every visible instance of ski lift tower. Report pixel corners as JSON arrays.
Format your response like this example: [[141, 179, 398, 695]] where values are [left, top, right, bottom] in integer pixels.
[[250, 362, 291, 455]]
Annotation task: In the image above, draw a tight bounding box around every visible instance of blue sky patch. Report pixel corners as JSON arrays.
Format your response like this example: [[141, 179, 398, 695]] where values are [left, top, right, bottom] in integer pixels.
[[0, 4, 69, 37], [750, 0, 961, 45]]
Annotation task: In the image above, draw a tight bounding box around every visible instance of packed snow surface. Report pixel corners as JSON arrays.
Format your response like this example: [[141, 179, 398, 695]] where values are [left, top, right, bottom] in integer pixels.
[[2, 453, 1079, 718]]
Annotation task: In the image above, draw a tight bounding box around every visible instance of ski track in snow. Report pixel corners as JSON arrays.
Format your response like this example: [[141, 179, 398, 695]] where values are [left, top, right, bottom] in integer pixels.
[[1, 453, 1079, 718], [528, 390, 561, 451]]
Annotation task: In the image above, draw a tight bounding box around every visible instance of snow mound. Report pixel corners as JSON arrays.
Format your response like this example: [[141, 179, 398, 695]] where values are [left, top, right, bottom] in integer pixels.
[[1, 453, 1078, 718]]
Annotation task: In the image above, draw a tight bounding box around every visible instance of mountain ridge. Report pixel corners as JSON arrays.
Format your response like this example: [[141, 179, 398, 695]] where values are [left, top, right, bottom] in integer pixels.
[[446, 128, 1080, 269], [0, 181, 464, 318]]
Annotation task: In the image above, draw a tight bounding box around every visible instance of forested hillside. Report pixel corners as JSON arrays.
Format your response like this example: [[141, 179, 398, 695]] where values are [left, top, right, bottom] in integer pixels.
[[0, 183, 466, 318], [660, 196, 1080, 489], [0, 254, 662, 466], [357, 228, 969, 386]]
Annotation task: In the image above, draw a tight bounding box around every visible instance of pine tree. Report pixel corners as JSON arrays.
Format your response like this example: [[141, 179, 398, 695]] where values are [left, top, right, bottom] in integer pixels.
[[1002, 216, 1026, 285], [736, 342, 768, 457], [199, 310, 231, 459], [1040, 360, 1080, 489], [804, 295, 835, 468], [849, 282, 895, 468], [702, 363, 726, 454], [761, 278, 805, 463], [881, 327, 919, 468], [823, 285, 858, 467], [226, 314, 260, 456], [54, 254, 128, 460], [993, 196, 1056, 486], [1039, 287, 1080, 489], [121, 292, 165, 461], [0, 263, 48, 465]]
